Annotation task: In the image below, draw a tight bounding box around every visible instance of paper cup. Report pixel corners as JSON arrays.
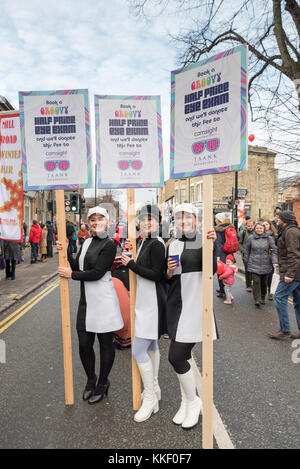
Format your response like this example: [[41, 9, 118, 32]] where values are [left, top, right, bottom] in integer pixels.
[[123, 252, 132, 259], [169, 254, 179, 267]]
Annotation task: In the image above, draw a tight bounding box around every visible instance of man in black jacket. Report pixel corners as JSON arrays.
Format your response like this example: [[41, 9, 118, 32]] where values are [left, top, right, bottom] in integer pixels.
[[268, 211, 300, 340], [46, 221, 54, 258]]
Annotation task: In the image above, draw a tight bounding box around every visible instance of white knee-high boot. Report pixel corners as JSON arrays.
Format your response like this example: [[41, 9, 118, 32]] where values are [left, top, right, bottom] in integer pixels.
[[176, 365, 202, 429], [148, 349, 161, 401], [134, 361, 159, 423], [173, 380, 186, 425], [173, 358, 193, 425]]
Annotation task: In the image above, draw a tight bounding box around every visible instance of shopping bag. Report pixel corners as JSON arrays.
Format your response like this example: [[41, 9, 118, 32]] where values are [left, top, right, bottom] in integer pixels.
[[270, 267, 280, 295]]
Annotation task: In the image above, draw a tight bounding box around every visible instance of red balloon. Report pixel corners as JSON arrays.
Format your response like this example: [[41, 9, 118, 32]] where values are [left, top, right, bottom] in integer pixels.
[[248, 134, 255, 142], [216, 260, 225, 276]]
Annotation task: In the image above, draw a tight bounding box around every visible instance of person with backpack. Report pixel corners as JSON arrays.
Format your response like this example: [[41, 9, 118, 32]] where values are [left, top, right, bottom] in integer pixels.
[[243, 222, 278, 308], [215, 212, 239, 298], [268, 211, 300, 340]]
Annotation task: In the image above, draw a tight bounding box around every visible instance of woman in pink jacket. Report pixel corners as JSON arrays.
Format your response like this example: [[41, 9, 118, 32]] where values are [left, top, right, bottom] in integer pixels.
[[219, 254, 238, 305]]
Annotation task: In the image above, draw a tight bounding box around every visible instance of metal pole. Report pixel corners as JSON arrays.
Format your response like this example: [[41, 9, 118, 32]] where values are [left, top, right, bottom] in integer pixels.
[[234, 171, 238, 230]]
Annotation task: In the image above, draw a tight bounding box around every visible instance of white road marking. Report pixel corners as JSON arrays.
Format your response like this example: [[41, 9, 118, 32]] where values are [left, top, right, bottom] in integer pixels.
[[191, 355, 235, 449]]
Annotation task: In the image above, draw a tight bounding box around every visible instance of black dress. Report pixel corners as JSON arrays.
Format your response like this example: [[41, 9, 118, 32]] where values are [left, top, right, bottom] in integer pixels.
[[127, 235, 167, 340], [68, 234, 123, 333]]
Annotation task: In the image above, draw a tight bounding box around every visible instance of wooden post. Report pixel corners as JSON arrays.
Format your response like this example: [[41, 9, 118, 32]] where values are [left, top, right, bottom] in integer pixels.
[[202, 174, 214, 449], [55, 189, 74, 406], [127, 188, 142, 411]]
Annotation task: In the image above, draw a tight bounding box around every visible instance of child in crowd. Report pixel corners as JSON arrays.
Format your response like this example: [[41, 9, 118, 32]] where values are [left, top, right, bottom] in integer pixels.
[[219, 255, 238, 305]]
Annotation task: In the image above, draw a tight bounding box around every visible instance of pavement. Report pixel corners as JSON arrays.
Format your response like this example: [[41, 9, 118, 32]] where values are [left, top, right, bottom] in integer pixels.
[[0, 245, 59, 314]]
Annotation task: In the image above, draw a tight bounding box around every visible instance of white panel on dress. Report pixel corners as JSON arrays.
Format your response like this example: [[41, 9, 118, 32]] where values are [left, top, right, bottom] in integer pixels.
[[85, 272, 124, 333], [77, 237, 123, 333], [134, 236, 165, 340], [135, 276, 158, 340], [175, 272, 217, 343]]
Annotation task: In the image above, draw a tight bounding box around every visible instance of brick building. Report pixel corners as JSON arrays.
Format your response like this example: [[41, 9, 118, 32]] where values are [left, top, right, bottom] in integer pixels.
[[158, 145, 278, 221], [279, 176, 300, 225]]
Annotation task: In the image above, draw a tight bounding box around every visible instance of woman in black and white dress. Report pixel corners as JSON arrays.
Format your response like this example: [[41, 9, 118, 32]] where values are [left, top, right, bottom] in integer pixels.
[[58, 207, 123, 404], [166, 203, 217, 429], [121, 205, 167, 423]]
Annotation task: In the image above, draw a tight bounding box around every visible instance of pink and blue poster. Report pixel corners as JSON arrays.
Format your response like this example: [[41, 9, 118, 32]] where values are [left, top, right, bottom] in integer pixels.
[[95, 95, 164, 188], [170, 44, 248, 178], [19, 89, 92, 190]]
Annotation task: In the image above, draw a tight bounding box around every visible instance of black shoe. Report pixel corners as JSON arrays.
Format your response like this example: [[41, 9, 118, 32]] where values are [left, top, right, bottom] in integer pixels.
[[255, 302, 260, 308], [217, 292, 226, 298], [260, 298, 266, 305], [88, 379, 110, 405], [82, 375, 97, 401]]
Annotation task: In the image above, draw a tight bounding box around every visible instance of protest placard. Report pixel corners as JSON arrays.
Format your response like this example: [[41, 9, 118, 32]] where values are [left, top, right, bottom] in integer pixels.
[[171, 44, 248, 178], [95, 95, 164, 188], [0, 111, 23, 242], [19, 89, 92, 190], [18, 89, 92, 406], [171, 45, 248, 449]]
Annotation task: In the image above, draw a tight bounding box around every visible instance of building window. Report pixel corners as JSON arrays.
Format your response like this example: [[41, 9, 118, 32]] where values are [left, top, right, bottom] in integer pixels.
[[190, 185, 194, 203], [175, 189, 179, 203], [180, 188, 186, 203], [197, 182, 203, 202]]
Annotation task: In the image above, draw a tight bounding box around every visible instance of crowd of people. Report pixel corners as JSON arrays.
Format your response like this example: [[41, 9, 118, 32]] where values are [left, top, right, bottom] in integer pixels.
[[1, 203, 299, 429], [214, 209, 300, 340], [54, 203, 300, 431]]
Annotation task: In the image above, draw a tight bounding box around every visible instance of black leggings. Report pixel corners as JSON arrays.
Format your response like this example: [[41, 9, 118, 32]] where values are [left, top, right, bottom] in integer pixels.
[[77, 331, 115, 385], [168, 340, 195, 374]]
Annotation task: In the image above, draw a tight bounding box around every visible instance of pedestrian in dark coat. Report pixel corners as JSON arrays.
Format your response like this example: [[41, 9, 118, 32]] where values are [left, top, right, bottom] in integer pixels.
[[4, 241, 20, 280], [46, 221, 54, 257], [243, 222, 278, 307], [239, 219, 254, 291], [268, 211, 300, 340]]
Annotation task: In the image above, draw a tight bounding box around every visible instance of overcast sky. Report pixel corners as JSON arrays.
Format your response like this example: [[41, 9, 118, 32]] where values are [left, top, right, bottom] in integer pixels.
[[0, 0, 182, 205], [0, 0, 294, 207]]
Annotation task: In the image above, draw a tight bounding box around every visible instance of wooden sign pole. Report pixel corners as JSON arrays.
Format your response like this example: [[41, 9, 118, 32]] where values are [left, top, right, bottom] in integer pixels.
[[55, 189, 74, 406], [127, 188, 141, 411], [202, 174, 214, 449]]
